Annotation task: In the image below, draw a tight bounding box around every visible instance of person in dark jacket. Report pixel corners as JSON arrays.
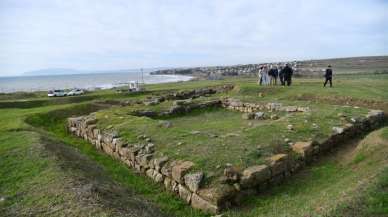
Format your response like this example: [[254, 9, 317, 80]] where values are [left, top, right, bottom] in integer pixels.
[[269, 65, 279, 85], [283, 63, 293, 86], [324, 65, 333, 87], [279, 66, 285, 86]]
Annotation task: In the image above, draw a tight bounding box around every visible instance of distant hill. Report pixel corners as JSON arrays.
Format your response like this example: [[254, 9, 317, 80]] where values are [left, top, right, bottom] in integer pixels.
[[295, 56, 388, 76], [151, 56, 388, 78], [23, 67, 170, 76], [23, 68, 83, 76]]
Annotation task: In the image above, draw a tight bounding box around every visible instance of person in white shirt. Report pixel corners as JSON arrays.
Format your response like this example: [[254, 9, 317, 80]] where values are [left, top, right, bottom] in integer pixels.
[[262, 65, 270, 85], [258, 66, 263, 85]]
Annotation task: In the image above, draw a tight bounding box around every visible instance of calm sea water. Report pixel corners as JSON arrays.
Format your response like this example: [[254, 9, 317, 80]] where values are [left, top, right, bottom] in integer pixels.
[[0, 72, 192, 93]]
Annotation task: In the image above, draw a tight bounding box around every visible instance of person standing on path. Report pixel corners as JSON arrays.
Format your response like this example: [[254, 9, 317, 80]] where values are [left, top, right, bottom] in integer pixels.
[[324, 65, 333, 87], [283, 63, 294, 86]]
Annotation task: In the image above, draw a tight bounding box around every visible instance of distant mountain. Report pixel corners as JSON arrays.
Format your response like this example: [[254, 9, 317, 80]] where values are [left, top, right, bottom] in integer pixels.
[[23, 68, 83, 76], [22, 67, 170, 76]]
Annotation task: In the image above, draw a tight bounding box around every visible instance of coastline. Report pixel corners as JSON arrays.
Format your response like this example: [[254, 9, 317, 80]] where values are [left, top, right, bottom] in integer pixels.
[[0, 73, 193, 93]]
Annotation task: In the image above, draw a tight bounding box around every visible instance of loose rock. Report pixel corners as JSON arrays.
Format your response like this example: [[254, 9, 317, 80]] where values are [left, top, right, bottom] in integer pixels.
[[332, 127, 344, 134]]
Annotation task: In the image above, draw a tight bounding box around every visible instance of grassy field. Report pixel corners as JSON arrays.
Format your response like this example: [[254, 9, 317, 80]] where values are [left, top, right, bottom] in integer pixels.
[[0, 74, 387, 217], [95, 98, 368, 178], [91, 76, 375, 183]]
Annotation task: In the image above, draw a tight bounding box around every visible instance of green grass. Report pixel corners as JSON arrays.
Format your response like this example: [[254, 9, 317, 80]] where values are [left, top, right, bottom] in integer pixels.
[[223, 127, 388, 217], [24, 104, 208, 217], [352, 153, 366, 164], [381, 127, 388, 140], [93, 81, 370, 182], [362, 130, 388, 216], [364, 167, 388, 215], [0, 106, 117, 216]]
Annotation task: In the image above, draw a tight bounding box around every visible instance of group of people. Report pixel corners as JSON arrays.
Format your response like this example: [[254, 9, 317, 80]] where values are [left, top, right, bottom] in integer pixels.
[[258, 63, 334, 87], [258, 63, 294, 86]]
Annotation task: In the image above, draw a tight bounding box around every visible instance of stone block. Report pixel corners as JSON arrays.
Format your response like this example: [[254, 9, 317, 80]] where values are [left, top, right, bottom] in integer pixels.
[[138, 154, 153, 168], [171, 180, 179, 193], [282, 106, 298, 112], [161, 161, 176, 177], [191, 193, 219, 214], [268, 154, 288, 176], [118, 147, 129, 159], [153, 156, 169, 172], [172, 161, 194, 183], [84, 117, 97, 126], [146, 169, 155, 178], [178, 184, 192, 204], [198, 184, 236, 206], [184, 172, 204, 193], [240, 165, 270, 188], [153, 172, 164, 183], [291, 141, 313, 159], [223, 167, 240, 183], [164, 177, 172, 190]]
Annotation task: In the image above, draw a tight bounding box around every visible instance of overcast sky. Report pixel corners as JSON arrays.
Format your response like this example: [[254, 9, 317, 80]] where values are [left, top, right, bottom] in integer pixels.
[[0, 0, 387, 76]]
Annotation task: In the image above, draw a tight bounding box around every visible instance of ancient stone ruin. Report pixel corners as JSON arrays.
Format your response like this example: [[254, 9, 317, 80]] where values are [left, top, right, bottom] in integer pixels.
[[66, 86, 385, 214]]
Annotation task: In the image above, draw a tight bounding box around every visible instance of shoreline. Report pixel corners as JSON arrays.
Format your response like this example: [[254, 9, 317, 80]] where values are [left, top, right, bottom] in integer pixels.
[[0, 73, 193, 94]]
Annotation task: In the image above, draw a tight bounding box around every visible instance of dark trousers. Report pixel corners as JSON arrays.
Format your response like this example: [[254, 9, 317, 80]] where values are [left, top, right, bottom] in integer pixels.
[[285, 77, 292, 86], [270, 76, 277, 85], [324, 77, 332, 87], [280, 75, 285, 86]]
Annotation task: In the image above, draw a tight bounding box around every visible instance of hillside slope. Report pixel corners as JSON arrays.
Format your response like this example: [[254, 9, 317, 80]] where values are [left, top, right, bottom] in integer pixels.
[[151, 56, 388, 78]]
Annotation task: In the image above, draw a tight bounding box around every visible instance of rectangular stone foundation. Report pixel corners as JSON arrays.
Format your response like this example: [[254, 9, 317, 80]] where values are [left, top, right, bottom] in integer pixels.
[[67, 109, 384, 214]]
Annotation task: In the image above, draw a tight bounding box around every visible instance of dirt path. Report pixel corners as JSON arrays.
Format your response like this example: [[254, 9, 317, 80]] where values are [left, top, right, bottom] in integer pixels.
[[39, 135, 166, 217]]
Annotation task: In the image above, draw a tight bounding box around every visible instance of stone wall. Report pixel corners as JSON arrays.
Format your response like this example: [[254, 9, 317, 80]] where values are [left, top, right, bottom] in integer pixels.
[[67, 108, 384, 214], [133, 99, 222, 118], [68, 114, 224, 213]]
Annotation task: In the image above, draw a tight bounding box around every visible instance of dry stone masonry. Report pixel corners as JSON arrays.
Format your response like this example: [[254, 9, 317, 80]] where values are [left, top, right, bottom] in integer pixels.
[[222, 98, 310, 121], [67, 103, 384, 214]]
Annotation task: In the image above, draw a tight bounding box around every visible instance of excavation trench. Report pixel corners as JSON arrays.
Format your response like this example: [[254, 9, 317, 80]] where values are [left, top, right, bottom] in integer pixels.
[[38, 133, 166, 217]]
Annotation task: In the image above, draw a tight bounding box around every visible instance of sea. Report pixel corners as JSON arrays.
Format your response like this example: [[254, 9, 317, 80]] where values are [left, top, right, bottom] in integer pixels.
[[0, 72, 192, 93]]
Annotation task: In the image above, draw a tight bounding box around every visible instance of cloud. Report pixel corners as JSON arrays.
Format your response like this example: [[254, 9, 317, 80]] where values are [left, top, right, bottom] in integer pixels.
[[0, 0, 387, 75]]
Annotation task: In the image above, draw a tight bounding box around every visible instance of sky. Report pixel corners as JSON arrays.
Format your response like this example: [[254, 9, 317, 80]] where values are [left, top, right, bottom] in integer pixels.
[[0, 0, 387, 76]]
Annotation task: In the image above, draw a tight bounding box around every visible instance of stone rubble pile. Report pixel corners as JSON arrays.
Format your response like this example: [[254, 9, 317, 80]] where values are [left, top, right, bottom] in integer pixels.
[[142, 84, 234, 106], [222, 98, 310, 116], [133, 100, 222, 118], [67, 107, 384, 214]]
